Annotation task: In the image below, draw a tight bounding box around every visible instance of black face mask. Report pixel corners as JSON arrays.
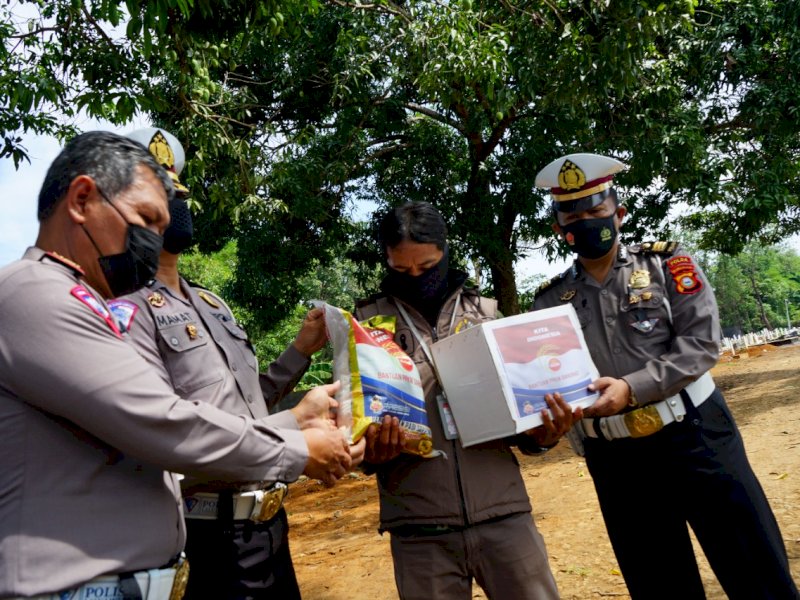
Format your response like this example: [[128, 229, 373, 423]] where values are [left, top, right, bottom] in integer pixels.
[[83, 190, 163, 297], [383, 246, 450, 303], [162, 197, 194, 255], [559, 214, 618, 260]]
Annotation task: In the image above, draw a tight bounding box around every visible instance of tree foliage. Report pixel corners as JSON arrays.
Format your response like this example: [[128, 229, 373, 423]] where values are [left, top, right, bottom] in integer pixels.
[[2, 0, 799, 322], [703, 243, 800, 334]]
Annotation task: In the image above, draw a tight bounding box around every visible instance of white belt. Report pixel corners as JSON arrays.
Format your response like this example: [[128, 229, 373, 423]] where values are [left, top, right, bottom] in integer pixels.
[[183, 483, 287, 522], [16, 557, 188, 600], [581, 372, 716, 440]]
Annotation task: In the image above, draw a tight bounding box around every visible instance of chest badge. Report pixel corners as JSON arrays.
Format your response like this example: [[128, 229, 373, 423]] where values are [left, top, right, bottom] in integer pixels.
[[628, 294, 641, 305], [630, 318, 660, 333], [560, 289, 576, 302], [198, 291, 220, 308], [641, 291, 653, 301], [186, 324, 199, 340], [148, 292, 166, 308], [629, 270, 651, 289]]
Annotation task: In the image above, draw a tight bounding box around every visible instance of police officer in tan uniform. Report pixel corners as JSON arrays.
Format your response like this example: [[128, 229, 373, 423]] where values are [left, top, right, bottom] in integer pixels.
[[533, 153, 799, 599], [0, 131, 352, 600], [111, 128, 344, 599]]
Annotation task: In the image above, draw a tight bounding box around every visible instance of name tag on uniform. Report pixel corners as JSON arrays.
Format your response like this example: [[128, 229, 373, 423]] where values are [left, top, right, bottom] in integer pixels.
[[437, 393, 459, 440]]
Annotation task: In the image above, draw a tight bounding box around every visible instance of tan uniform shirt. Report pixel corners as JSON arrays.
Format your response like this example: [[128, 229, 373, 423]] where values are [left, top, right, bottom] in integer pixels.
[[533, 244, 720, 406], [0, 248, 308, 597], [114, 278, 310, 489]]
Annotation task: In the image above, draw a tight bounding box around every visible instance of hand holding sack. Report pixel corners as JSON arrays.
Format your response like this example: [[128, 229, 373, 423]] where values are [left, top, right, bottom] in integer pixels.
[[314, 301, 439, 458]]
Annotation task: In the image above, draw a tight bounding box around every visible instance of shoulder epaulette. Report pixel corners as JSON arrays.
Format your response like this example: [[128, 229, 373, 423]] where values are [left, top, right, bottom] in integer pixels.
[[42, 251, 85, 276], [533, 269, 569, 300], [636, 241, 679, 255]]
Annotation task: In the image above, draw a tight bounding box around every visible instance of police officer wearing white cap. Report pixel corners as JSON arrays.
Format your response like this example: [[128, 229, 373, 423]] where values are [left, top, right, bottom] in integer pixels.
[[112, 128, 363, 599], [532, 153, 799, 599]]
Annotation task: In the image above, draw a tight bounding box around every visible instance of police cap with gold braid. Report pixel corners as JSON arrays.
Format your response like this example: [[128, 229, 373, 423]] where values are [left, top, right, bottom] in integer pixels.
[[126, 127, 189, 196], [535, 153, 628, 213]]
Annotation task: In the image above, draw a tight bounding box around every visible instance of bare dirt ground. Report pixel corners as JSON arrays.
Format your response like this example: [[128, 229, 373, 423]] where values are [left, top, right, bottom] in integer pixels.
[[285, 344, 800, 599]]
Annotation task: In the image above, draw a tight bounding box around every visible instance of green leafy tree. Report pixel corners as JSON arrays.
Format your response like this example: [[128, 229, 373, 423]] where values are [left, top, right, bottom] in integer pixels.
[[3, 0, 800, 322]]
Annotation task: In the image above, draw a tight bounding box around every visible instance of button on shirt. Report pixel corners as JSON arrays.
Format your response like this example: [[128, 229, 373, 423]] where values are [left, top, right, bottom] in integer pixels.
[[533, 244, 721, 406], [0, 248, 308, 597]]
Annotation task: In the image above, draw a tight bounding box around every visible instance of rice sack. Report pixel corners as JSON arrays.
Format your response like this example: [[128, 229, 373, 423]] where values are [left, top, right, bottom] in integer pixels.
[[315, 301, 437, 458]]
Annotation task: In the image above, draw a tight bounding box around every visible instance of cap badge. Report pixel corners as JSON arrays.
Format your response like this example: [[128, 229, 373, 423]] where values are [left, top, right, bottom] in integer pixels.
[[148, 131, 176, 171], [186, 324, 199, 340], [147, 292, 166, 307], [600, 227, 612, 242], [559, 289, 576, 302], [198, 290, 220, 308], [558, 160, 586, 191], [629, 270, 650, 289]]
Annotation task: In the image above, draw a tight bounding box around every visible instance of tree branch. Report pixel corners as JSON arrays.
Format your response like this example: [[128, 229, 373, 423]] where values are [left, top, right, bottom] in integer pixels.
[[404, 102, 464, 134]]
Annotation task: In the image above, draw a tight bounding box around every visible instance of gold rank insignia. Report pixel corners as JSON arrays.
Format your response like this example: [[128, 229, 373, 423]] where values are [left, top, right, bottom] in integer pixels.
[[560, 289, 576, 302], [198, 290, 220, 308], [642, 291, 653, 301], [629, 294, 641, 305], [186, 324, 198, 340], [629, 270, 650, 289], [147, 292, 166, 307]]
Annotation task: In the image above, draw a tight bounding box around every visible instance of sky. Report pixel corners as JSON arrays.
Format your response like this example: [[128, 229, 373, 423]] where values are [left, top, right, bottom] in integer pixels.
[[0, 126, 570, 279]]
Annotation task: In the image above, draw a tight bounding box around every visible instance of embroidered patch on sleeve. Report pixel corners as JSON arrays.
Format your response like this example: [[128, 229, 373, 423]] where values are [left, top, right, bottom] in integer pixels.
[[107, 299, 139, 333], [71, 285, 122, 337], [666, 256, 703, 295]]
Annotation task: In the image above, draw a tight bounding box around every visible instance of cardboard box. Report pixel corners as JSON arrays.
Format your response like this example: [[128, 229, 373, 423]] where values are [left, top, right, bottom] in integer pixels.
[[430, 304, 599, 446]]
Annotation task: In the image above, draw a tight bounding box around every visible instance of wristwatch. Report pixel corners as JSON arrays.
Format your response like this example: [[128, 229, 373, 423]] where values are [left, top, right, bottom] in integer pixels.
[[627, 383, 639, 408]]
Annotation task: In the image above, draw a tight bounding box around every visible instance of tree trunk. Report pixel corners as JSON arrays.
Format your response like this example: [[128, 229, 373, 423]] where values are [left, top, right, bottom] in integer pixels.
[[490, 255, 520, 316]]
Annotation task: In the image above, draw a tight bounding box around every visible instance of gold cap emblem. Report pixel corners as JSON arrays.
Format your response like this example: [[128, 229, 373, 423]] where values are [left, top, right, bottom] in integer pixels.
[[148, 131, 176, 171], [558, 160, 586, 191]]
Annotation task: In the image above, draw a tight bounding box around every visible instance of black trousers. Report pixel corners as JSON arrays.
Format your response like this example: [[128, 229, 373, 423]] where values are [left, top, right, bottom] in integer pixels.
[[183, 507, 301, 600], [584, 389, 799, 600]]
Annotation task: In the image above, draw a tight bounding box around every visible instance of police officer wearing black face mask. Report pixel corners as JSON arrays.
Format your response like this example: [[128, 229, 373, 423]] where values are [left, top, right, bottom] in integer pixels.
[[532, 153, 799, 600], [353, 202, 579, 600], [111, 129, 357, 600]]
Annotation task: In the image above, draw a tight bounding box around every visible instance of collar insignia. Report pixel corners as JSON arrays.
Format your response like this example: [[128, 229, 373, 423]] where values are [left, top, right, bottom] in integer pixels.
[[148, 291, 166, 308]]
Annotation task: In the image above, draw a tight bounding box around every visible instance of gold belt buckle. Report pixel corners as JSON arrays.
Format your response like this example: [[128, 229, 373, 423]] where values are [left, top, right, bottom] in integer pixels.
[[253, 483, 287, 523], [168, 555, 190, 600], [623, 405, 664, 438]]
